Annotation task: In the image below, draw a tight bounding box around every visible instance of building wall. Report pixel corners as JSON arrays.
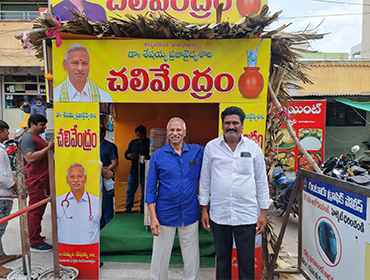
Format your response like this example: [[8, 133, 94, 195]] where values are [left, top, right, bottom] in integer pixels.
[[298, 61, 370, 94], [325, 111, 370, 159], [295, 61, 370, 160], [0, 22, 51, 129], [0, 21, 42, 67]]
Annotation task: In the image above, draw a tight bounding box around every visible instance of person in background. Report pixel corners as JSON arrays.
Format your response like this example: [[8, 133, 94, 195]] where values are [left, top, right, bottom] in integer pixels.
[[31, 94, 46, 106], [199, 106, 272, 280], [124, 125, 150, 213], [100, 126, 118, 229], [31, 98, 46, 117], [19, 114, 54, 252], [0, 120, 22, 278], [19, 96, 31, 129], [145, 117, 204, 280], [31, 98, 47, 140]]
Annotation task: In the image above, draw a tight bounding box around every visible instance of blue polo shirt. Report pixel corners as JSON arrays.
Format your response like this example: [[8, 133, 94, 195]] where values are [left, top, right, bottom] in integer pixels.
[[145, 142, 204, 227]]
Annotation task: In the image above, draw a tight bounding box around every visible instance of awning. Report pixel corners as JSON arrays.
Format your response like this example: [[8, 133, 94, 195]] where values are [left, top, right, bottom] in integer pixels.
[[333, 98, 370, 112]]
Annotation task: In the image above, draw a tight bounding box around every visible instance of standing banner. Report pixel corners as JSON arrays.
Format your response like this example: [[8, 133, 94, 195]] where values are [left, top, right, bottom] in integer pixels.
[[301, 172, 370, 280], [49, 0, 267, 23], [52, 39, 271, 105], [275, 100, 326, 173], [54, 103, 100, 280]]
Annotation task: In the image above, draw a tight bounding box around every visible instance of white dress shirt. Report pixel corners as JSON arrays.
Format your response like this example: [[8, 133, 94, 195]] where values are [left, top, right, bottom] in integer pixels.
[[0, 143, 15, 200], [199, 135, 272, 226], [54, 77, 113, 102], [56, 190, 100, 245]]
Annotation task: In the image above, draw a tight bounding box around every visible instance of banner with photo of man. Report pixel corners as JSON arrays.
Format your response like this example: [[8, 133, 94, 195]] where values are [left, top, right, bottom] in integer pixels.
[[54, 102, 100, 280], [49, 0, 267, 23]]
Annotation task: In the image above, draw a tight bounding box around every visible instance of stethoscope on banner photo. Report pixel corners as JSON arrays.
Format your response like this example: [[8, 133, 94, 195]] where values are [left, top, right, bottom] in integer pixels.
[[57, 191, 94, 221]]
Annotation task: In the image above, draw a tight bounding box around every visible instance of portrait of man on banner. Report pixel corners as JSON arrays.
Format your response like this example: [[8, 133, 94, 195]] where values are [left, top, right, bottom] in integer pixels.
[[56, 163, 100, 245], [53, 0, 107, 22], [54, 44, 113, 103]]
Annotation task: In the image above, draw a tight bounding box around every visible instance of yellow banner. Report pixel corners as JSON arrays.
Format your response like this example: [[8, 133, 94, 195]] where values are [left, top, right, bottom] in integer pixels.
[[50, 0, 266, 23], [54, 102, 100, 279], [219, 103, 266, 153], [52, 39, 271, 104]]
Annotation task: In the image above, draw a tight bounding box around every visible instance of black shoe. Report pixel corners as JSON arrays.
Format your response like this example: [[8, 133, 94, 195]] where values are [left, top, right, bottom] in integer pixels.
[[30, 242, 53, 253], [100, 262, 104, 268]]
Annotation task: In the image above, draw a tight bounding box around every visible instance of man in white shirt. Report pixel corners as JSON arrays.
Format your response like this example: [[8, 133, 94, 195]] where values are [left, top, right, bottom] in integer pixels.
[[56, 163, 99, 245], [0, 120, 22, 278], [54, 44, 113, 103], [199, 106, 272, 280]]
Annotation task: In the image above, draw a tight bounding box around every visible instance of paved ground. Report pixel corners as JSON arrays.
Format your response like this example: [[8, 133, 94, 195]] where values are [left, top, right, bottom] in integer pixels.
[[2, 201, 306, 280]]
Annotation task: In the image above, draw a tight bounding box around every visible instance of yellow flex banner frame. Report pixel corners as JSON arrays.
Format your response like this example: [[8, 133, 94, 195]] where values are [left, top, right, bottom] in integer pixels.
[[49, 0, 266, 24], [52, 38, 271, 104]]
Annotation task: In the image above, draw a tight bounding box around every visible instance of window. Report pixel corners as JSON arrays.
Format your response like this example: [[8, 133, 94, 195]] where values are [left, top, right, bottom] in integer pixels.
[[326, 101, 366, 126], [3, 75, 48, 109], [1, 4, 47, 20]]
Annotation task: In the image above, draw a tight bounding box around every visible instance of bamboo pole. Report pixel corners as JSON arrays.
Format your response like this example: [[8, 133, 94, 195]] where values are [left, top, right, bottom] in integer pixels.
[[16, 151, 31, 275], [268, 83, 323, 174], [48, 150, 60, 278]]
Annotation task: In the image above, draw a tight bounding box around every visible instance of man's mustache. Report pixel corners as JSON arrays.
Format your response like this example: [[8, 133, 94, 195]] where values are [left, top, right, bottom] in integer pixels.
[[226, 129, 237, 133], [71, 182, 83, 186], [170, 135, 181, 139]]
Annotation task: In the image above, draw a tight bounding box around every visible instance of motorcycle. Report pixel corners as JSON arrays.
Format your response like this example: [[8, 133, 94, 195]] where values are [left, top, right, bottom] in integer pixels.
[[270, 158, 299, 217], [4, 128, 27, 171], [321, 145, 370, 188]]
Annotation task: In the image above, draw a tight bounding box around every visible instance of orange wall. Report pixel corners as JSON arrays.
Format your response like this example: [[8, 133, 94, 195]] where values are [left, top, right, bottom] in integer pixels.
[[113, 103, 219, 212]]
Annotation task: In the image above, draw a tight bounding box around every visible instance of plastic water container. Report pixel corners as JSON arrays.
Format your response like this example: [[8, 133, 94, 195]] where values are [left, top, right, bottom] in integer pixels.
[[150, 128, 167, 156]]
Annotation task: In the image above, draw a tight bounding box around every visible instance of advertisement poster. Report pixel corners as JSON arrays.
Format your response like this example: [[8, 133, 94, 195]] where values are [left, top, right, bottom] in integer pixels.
[[49, 0, 266, 24], [54, 103, 100, 280], [301, 176, 370, 280], [52, 39, 271, 104], [220, 103, 267, 152], [275, 100, 326, 173]]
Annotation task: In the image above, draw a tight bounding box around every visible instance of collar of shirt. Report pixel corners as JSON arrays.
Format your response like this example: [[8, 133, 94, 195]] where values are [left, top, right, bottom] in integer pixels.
[[164, 142, 189, 154], [218, 133, 246, 150], [0, 143, 5, 150], [67, 190, 89, 203], [67, 77, 90, 102]]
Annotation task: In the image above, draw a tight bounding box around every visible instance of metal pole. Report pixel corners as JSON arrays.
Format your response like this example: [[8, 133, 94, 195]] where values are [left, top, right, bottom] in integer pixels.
[[48, 150, 60, 278], [16, 150, 31, 275], [0, 198, 50, 225]]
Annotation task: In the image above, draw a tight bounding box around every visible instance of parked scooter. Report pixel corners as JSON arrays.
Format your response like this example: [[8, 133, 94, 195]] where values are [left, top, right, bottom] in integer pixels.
[[270, 158, 299, 217], [4, 128, 27, 171]]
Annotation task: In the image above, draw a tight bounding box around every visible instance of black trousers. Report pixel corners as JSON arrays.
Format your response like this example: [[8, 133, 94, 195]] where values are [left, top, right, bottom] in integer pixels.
[[211, 221, 256, 280]]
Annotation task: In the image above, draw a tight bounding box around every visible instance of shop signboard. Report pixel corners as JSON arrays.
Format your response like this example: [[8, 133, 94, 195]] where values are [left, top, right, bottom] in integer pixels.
[[54, 102, 100, 280], [49, 0, 266, 23], [275, 100, 326, 173], [300, 171, 370, 280]]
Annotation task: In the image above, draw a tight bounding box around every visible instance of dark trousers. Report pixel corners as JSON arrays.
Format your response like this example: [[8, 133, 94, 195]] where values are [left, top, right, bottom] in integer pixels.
[[125, 174, 145, 213], [100, 182, 114, 229], [28, 176, 49, 246], [211, 221, 256, 280], [0, 199, 13, 255]]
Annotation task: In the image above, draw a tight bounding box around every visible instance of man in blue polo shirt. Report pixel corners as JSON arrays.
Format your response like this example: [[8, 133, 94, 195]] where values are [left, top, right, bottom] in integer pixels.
[[100, 126, 118, 229], [145, 117, 204, 280]]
